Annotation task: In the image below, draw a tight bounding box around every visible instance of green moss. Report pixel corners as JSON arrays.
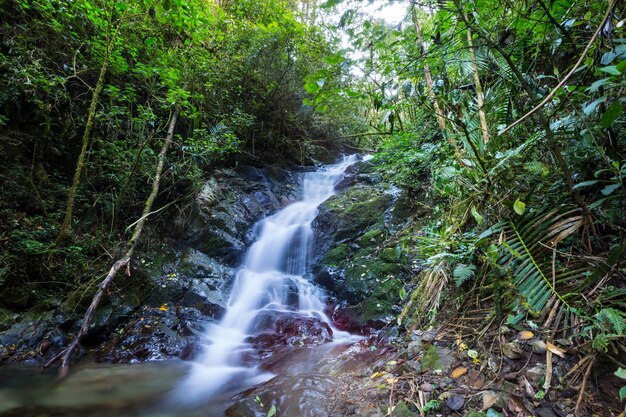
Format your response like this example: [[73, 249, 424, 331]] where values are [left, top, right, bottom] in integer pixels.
[[321, 244, 350, 267], [380, 247, 402, 263], [422, 346, 440, 370], [355, 228, 387, 249]]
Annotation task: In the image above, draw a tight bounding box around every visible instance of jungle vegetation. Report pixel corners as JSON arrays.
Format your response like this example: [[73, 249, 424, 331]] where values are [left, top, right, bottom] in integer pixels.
[[0, 0, 625, 400]]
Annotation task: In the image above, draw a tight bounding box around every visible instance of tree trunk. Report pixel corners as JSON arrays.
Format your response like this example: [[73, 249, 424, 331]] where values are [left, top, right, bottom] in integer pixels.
[[412, 8, 447, 135], [465, 23, 491, 144], [45, 108, 180, 375], [56, 57, 110, 243]]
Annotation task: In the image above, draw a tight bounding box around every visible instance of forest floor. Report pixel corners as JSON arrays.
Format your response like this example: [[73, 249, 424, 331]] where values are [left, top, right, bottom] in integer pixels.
[[321, 324, 625, 417]]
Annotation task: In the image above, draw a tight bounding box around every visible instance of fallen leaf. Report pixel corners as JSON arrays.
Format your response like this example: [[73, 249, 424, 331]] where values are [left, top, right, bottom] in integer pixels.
[[446, 395, 465, 411], [468, 369, 485, 389], [451, 366, 468, 379], [482, 391, 498, 410], [455, 338, 468, 351], [370, 371, 386, 379], [159, 304, 169, 311], [517, 330, 534, 340], [546, 341, 566, 358]]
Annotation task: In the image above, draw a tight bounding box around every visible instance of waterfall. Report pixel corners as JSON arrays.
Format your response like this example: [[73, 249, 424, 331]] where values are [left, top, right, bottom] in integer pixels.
[[173, 155, 360, 402]]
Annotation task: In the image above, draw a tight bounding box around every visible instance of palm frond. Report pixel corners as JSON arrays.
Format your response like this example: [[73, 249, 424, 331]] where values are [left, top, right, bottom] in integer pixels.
[[479, 207, 586, 326]]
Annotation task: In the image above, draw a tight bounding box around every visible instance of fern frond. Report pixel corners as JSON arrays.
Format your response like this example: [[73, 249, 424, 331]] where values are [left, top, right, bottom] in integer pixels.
[[453, 263, 476, 287]]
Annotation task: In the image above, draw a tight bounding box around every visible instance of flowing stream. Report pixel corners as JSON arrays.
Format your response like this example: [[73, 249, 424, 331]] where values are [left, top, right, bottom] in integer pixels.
[[0, 156, 363, 417], [172, 155, 361, 405]]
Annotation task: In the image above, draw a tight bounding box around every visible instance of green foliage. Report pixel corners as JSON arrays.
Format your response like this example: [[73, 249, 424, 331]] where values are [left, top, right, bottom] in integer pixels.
[[419, 399, 440, 413], [0, 0, 350, 312], [421, 346, 440, 370], [453, 263, 476, 287], [312, 0, 626, 357], [615, 368, 626, 402]]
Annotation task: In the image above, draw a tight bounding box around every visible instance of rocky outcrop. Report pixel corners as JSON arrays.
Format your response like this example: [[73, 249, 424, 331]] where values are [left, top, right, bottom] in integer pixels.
[[0, 163, 302, 364], [175, 165, 302, 265], [311, 160, 414, 328]]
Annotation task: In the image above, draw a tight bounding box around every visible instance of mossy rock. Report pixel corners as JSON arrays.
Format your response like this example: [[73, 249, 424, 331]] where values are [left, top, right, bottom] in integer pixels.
[[354, 228, 387, 249], [379, 247, 402, 263], [321, 244, 350, 267]]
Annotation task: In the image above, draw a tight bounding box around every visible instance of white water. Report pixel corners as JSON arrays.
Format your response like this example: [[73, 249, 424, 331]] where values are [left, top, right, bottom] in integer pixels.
[[173, 155, 360, 403]]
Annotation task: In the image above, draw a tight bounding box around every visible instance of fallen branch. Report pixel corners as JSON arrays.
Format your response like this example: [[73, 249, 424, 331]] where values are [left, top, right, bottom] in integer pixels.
[[44, 108, 180, 376], [499, 0, 615, 135]]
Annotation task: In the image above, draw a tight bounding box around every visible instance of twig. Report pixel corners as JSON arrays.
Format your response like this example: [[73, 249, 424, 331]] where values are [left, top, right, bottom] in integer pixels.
[[574, 356, 594, 416], [500, 0, 615, 135]]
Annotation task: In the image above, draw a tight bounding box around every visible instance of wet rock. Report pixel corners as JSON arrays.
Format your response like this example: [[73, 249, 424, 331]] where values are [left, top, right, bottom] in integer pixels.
[[140, 247, 235, 318], [227, 374, 334, 417], [502, 341, 524, 359], [0, 310, 69, 364], [446, 395, 464, 411], [526, 364, 546, 385], [531, 340, 547, 354], [535, 406, 559, 417], [312, 184, 393, 257], [247, 312, 334, 362], [177, 165, 301, 265], [95, 306, 206, 363]]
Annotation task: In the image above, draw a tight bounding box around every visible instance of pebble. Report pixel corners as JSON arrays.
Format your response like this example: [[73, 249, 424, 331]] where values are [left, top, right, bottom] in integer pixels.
[[531, 340, 547, 353]]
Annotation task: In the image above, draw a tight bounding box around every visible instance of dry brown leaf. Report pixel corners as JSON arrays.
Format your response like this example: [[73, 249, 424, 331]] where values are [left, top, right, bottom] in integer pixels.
[[546, 341, 566, 358]]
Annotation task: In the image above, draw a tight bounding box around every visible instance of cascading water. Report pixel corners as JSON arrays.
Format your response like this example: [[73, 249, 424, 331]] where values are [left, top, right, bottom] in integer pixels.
[[173, 155, 360, 404]]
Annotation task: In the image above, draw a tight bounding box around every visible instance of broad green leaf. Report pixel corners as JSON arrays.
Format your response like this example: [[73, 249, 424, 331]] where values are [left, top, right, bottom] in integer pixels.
[[601, 52, 616, 65], [583, 97, 606, 116], [599, 66, 621, 75], [573, 180, 599, 190], [601, 103, 623, 127], [601, 183, 621, 196], [399, 287, 407, 300], [471, 206, 484, 225], [616, 368, 626, 379], [620, 386, 626, 402], [267, 404, 276, 417], [586, 78, 611, 93], [513, 199, 526, 215]]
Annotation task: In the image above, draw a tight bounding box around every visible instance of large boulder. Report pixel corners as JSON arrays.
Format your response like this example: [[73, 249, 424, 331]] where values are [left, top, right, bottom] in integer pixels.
[[310, 161, 412, 327], [175, 165, 301, 265], [94, 247, 236, 363]]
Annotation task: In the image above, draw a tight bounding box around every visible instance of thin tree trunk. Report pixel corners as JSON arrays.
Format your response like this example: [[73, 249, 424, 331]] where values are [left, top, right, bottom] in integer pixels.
[[412, 8, 447, 135], [465, 23, 491, 144], [56, 57, 110, 242], [45, 108, 180, 375]]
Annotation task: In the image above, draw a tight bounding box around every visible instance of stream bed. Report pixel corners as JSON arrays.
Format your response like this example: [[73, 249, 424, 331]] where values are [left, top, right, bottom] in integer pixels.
[[1, 156, 380, 417]]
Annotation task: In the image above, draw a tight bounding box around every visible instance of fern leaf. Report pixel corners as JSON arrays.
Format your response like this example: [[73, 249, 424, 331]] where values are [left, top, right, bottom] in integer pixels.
[[453, 263, 476, 287]]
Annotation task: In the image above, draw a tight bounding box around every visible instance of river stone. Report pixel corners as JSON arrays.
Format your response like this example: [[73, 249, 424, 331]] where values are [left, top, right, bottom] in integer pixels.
[[246, 312, 334, 363], [95, 306, 206, 363], [227, 374, 334, 417]]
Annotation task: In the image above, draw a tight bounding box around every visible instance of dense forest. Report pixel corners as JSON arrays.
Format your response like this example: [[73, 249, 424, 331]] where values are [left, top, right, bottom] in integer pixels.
[[0, 0, 625, 416]]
